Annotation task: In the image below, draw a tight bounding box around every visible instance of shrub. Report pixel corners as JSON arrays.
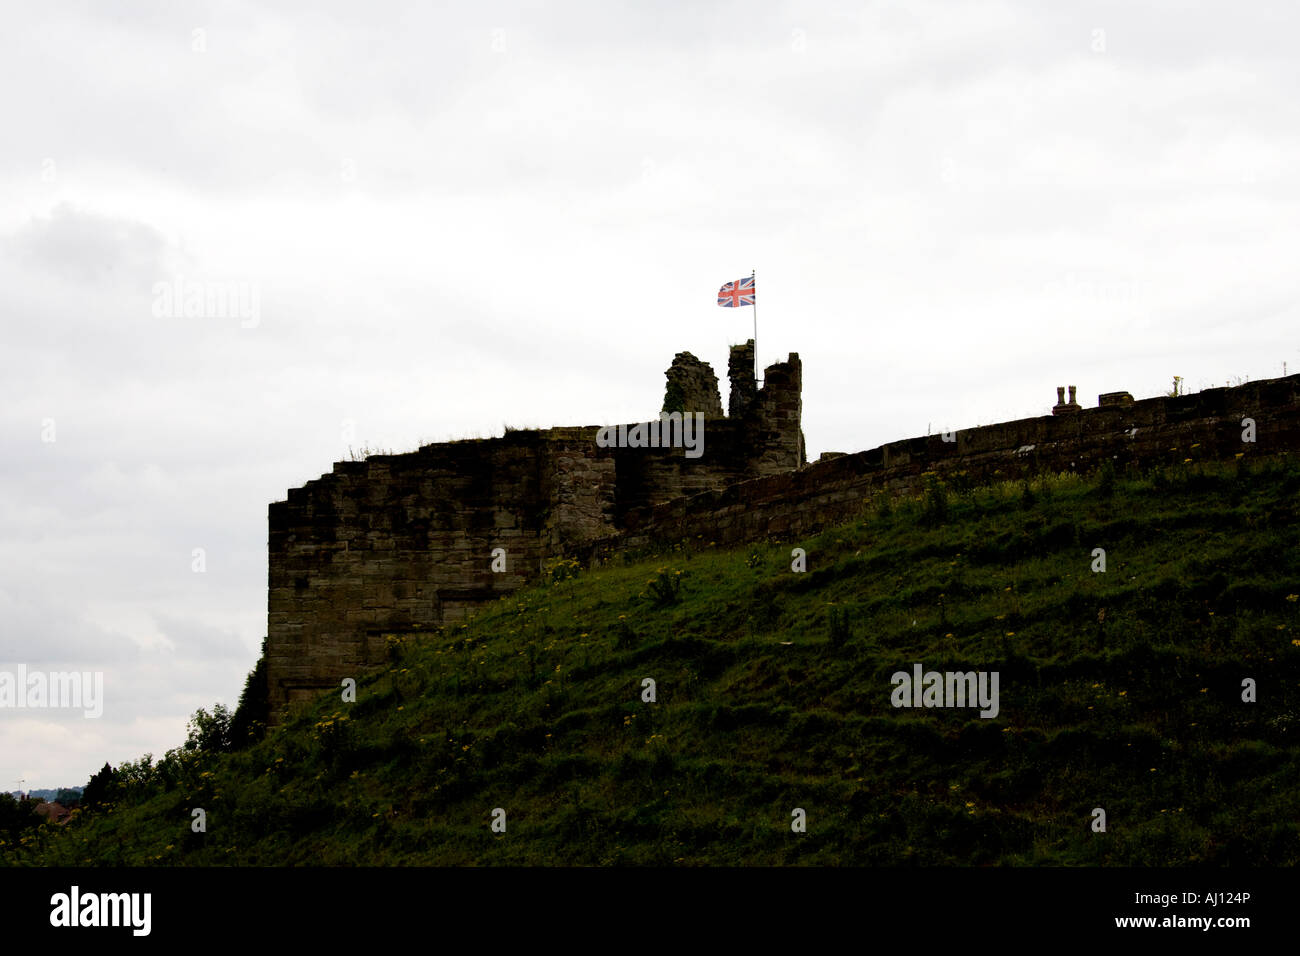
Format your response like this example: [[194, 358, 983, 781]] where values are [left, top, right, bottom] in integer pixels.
[[646, 567, 683, 608], [313, 711, 355, 766], [230, 648, 268, 748], [921, 474, 949, 526], [184, 704, 233, 754], [544, 556, 582, 585], [114, 754, 160, 801]]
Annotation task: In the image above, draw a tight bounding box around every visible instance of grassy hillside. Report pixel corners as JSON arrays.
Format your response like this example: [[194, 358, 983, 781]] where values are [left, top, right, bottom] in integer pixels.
[[8, 457, 1300, 866]]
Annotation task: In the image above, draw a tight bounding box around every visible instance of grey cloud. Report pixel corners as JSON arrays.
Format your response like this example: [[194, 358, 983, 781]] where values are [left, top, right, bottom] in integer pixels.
[[6, 203, 169, 283], [0, 586, 141, 664], [153, 612, 250, 660]]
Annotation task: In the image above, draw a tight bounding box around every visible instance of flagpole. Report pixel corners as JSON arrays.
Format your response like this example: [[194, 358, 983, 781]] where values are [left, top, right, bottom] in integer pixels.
[[752, 267, 759, 386]]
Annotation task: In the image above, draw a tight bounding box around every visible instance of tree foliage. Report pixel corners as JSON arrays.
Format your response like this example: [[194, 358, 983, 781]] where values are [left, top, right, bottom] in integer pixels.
[[185, 704, 233, 754], [0, 792, 42, 841], [80, 762, 117, 812], [229, 646, 268, 749]]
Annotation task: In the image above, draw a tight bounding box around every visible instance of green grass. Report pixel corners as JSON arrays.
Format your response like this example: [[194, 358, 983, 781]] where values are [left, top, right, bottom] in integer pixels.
[[8, 456, 1300, 866]]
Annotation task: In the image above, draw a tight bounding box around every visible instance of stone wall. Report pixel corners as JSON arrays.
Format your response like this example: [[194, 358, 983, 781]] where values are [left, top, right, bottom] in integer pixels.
[[582, 374, 1300, 560], [268, 434, 563, 714], [269, 353, 1299, 723], [266, 350, 805, 720]]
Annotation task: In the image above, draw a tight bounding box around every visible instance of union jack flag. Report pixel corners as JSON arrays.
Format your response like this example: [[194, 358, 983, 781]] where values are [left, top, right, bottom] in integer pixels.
[[717, 275, 755, 308]]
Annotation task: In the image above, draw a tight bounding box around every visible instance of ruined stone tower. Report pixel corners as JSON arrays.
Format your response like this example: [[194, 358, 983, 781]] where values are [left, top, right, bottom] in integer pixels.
[[727, 340, 757, 419], [662, 351, 724, 418]]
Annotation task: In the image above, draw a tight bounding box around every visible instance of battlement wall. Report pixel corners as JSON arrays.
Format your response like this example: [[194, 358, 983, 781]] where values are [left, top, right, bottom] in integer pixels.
[[266, 348, 1298, 723], [266, 347, 802, 718], [583, 374, 1300, 560]]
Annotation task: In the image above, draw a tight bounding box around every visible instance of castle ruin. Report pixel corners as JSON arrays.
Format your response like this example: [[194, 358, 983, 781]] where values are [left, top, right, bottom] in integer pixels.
[[266, 342, 801, 719], [267, 347, 1300, 723]]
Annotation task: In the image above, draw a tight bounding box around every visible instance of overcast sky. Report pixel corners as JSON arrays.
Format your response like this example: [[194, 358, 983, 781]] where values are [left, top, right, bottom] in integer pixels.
[[2, 0, 1297, 790]]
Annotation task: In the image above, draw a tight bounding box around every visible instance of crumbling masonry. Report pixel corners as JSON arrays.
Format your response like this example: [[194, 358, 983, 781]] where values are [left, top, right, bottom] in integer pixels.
[[267, 342, 801, 719], [267, 348, 1300, 723]]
